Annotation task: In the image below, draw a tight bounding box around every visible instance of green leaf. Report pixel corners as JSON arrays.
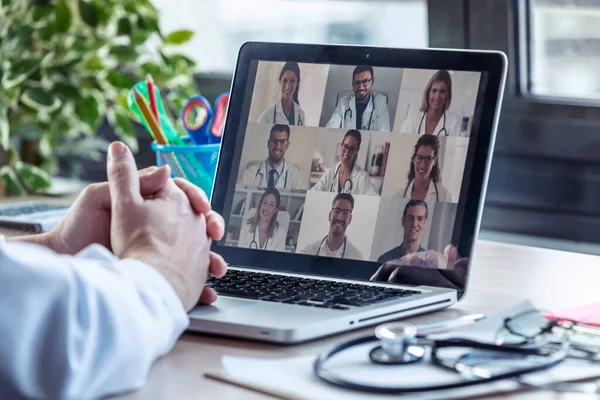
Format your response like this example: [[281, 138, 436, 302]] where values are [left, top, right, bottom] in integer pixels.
[[21, 87, 62, 113], [55, 0, 72, 33], [74, 92, 102, 132], [14, 161, 52, 193], [136, 14, 160, 35], [32, 4, 55, 22], [106, 71, 134, 90], [163, 29, 194, 45], [0, 165, 27, 196], [2, 58, 40, 89], [109, 45, 137, 62], [107, 107, 136, 151], [78, 0, 99, 28], [53, 80, 81, 100], [117, 16, 132, 36], [0, 103, 8, 150]]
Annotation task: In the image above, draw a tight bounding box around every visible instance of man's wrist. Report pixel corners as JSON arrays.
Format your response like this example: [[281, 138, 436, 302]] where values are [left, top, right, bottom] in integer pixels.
[[122, 249, 192, 311], [8, 232, 57, 250]]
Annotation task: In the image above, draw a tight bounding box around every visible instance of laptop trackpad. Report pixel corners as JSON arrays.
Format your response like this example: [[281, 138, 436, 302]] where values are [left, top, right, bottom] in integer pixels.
[[189, 297, 254, 317]]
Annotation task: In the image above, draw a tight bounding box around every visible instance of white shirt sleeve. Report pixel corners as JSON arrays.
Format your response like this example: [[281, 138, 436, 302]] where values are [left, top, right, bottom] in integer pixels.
[[0, 238, 189, 400]]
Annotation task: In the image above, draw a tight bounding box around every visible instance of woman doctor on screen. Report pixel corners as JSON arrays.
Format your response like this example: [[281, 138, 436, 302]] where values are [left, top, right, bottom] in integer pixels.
[[238, 188, 287, 251], [397, 135, 452, 203], [257, 62, 306, 126], [399, 70, 462, 137], [312, 129, 377, 195]]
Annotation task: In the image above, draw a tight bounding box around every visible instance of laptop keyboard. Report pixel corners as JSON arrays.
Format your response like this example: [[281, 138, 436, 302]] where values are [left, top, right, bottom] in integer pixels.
[[206, 269, 420, 311], [0, 203, 69, 217]]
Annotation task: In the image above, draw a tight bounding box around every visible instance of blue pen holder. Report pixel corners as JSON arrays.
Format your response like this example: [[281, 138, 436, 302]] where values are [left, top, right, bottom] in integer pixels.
[[151, 137, 220, 199]]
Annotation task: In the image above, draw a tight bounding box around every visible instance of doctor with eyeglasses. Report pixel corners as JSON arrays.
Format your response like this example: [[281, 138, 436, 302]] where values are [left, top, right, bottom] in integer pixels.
[[325, 65, 390, 132], [396, 135, 452, 203], [312, 129, 377, 195], [239, 124, 304, 190]]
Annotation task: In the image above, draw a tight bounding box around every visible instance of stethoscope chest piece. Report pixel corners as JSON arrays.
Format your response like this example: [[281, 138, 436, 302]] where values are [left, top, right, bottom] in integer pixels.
[[369, 322, 425, 365]]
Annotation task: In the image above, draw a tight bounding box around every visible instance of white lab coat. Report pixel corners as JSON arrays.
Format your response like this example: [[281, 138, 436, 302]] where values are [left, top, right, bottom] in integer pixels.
[[0, 237, 188, 400], [399, 109, 463, 137], [299, 236, 364, 260], [396, 179, 453, 203], [257, 100, 306, 126], [239, 159, 305, 190], [325, 93, 390, 132], [238, 222, 287, 251], [312, 162, 378, 195]]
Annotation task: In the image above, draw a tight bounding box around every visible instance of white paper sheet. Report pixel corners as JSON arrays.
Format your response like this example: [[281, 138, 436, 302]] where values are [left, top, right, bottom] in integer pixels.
[[219, 301, 600, 400]]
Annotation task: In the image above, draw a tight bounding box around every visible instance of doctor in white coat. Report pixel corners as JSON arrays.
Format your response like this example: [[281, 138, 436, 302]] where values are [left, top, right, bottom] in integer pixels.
[[325, 65, 391, 132], [238, 188, 287, 251], [312, 129, 377, 196], [396, 135, 452, 203], [257, 61, 306, 126], [0, 142, 227, 400], [239, 124, 304, 190], [399, 69, 463, 137]]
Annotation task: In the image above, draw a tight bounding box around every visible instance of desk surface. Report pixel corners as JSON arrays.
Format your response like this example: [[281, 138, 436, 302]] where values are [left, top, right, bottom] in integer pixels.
[[112, 239, 599, 400], [3, 224, 599, 399]]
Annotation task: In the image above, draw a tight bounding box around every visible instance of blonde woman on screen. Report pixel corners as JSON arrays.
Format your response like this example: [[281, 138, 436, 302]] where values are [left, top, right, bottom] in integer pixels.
[[257, 62, 306, 126], [399, 70, 462, 137], [238, 188, 287, 251]]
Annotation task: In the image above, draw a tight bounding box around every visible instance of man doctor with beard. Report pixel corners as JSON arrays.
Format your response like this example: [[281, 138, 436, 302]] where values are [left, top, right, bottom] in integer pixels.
[[325, 65, 390, 132], [299, 193, 364, 260], [239, 124, 304, 190]]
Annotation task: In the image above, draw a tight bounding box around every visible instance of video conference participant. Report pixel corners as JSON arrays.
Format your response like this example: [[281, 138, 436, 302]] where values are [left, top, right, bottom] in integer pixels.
[[399, 70, 462, 137], [257, 62, 306, 126], [325, 65, 390, 132], [312, 129, 377, 195], [396, 135, 451, 203], [299, 193, 364, 260], [238, 124, 303, 190], [238, 188, 287, 251], [377, 200, 428, 264]]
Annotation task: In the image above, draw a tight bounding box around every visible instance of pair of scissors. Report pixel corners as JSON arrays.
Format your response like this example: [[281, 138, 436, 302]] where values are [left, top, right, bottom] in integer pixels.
[[181, 92, 229, 145]]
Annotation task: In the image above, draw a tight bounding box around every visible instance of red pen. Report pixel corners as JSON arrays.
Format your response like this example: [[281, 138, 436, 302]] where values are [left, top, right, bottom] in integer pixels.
[[146, 74, 160, 129]]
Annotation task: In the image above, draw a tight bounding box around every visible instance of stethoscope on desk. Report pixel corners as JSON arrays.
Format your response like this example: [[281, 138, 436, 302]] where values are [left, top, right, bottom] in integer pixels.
[[313, 322, 570, 394], [418, 109, 448, 136], [341, 94, 375, 130], [255, 160, 288, 189], [330, 163, 353, 193], [316, 235, 347, 258], [273, 102, 303, 126], [249, 226, 269, 250], [403, 180, 440, 201]]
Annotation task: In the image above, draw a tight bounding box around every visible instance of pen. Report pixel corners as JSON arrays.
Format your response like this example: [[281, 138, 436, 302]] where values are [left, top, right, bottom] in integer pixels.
[[133, 89, 169, 145], [146, 74, 160, 128], [416, 313, 486, 335]]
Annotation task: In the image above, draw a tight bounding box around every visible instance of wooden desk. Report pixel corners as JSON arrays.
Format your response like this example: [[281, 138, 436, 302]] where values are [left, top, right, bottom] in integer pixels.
[[4, 221, 599, 399], [109, 239, 600, 400]]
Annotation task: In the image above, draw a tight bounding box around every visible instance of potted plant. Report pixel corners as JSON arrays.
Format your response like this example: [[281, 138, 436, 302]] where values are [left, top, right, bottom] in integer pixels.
[[0, 0, 199, 196]]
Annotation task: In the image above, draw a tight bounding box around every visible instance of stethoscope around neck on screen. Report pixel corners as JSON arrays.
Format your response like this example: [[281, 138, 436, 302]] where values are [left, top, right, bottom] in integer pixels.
[[249, 226, 269, 250], [255, 160, 288, 189], [273, 101, 303, 126], [316, 235, 347, 258], [418, 109, 448, 136], [341, 94, 375, 130], [330, 163, 354, 193], [403, 180, 440, 202]]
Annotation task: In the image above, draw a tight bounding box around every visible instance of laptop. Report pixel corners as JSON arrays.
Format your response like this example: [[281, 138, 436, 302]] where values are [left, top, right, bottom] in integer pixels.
[[189, 42, 507, 343]]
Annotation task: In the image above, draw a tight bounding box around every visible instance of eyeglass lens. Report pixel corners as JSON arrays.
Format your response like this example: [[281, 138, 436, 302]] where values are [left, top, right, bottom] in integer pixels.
[[353, 78, 372, 87]]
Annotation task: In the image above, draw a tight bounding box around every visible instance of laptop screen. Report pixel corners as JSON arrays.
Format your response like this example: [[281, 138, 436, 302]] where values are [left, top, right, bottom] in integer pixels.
[[225, 61, 484, 261], [211, 45, 504, 297]]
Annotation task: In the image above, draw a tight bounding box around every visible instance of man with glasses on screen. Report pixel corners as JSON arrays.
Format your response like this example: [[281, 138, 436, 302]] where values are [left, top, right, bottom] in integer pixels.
[[239, 124, 304, 191], [325, 65, 390, 132], [299, 193, 364, 260], [377, 200, 428, 264]]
